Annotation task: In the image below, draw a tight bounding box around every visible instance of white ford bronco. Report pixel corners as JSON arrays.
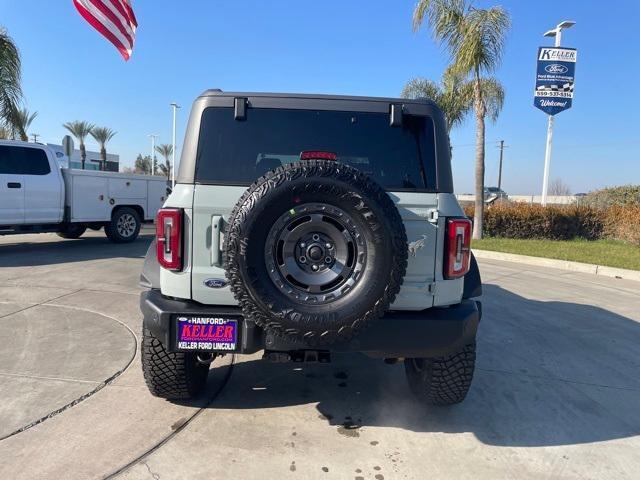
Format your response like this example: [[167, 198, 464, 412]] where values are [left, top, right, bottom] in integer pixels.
[[140, 91, 482, 406]]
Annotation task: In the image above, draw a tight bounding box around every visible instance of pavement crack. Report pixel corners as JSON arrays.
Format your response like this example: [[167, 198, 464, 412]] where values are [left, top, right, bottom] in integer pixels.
[[478, 367, 640, 392], [0, 297, 138, 443], [0, 288, 84, 320], [0, 362, 133, 442], [0, 371, 102, 385], [102, 355, 236, 480], [142, 461, 161, 480]]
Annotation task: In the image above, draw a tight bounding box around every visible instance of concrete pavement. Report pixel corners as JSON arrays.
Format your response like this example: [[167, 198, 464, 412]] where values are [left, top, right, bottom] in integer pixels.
[[0, 230, 639, 479]]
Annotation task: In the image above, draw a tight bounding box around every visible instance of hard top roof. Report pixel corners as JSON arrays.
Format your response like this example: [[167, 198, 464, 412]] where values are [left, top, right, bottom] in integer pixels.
[[198, 89, 438, 108]]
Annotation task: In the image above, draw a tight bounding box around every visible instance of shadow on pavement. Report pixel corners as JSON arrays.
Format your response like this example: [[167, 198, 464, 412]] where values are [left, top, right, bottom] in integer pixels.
[[0, 231, 154, 267], [202, 284, 640, 447]]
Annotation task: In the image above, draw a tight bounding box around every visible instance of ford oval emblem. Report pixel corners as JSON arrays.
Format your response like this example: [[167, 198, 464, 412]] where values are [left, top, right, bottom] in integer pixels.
[[204, 278, 228, 289], [545, 64, 568, 74]]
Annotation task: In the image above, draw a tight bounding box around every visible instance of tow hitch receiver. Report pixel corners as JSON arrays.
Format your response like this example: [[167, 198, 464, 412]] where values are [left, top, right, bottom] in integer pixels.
[[263, 350, 331, 363]]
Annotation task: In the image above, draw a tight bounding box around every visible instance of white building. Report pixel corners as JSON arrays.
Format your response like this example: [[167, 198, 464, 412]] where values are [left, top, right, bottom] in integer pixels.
[[47, 143, 120, 172]]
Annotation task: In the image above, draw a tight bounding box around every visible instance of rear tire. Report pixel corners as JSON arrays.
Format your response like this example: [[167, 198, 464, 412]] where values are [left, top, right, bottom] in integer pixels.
[[105, 207, 141, 243], [141, 327, 211, 400], [57, 225, 87, 239], [404, 342, 476, 406]]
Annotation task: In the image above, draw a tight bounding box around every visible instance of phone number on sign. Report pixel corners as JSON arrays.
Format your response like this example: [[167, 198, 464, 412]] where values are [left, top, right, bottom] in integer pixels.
[[535, 91, 573, 98]]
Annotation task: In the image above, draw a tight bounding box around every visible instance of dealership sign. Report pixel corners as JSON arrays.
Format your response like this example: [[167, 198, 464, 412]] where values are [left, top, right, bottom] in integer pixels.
[[534, 47, 577, 115]]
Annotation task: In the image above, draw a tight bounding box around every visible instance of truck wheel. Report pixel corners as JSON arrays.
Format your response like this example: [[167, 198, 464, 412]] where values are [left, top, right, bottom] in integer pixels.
[[224, 159, 408, 346], [57, 224, 87, 239], [105, 207, 141, 243], [141, 327, 211, 400], [404, 342, 476, 406]]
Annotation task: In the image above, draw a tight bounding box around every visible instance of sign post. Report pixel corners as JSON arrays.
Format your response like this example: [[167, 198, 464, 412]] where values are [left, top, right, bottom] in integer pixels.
[[62, 135, 75, 169], [534, 24, 577, 205]]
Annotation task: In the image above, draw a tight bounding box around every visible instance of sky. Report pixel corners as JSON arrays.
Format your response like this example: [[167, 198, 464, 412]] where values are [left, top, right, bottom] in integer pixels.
[[1, 0, 639, 194]]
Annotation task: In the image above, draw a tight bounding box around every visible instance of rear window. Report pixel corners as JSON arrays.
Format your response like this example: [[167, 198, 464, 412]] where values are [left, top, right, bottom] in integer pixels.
[[195, 107, 436, 190], [0, 145, 51, 175]]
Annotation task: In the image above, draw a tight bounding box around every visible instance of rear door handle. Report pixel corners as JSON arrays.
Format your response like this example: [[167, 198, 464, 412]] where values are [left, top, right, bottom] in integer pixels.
[[7, 182, 21, 189], [211, 215, 224, 266]]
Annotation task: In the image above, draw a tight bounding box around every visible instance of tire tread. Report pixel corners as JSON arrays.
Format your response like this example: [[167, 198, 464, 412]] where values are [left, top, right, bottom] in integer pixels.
[[405, 342, 476, 406]]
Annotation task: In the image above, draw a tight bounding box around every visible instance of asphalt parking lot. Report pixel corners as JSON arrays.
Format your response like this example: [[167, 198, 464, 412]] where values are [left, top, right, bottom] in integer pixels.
[[0, 229, 639, 479]]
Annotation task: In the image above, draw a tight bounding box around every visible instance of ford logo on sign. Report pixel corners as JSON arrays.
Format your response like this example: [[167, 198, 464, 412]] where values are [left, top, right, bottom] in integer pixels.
[[204, 278, 228, 289], [545, 64, 568, 74]]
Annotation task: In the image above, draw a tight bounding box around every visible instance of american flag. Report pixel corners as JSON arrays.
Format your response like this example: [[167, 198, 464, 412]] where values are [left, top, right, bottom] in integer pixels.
[[72, 0, 138, 61]]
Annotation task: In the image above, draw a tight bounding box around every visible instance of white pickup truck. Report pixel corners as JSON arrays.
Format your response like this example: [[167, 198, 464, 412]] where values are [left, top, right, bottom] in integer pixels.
[[0, 140, 168, 242]]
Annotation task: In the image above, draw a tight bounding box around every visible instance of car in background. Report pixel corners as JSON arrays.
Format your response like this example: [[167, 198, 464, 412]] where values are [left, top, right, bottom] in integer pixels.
[[484, 186, 508, 203]]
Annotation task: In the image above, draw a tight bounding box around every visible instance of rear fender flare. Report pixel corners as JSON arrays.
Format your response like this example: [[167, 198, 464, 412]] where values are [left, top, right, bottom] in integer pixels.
[[463, 252, 482, 299], [140, 240, 161, 289]]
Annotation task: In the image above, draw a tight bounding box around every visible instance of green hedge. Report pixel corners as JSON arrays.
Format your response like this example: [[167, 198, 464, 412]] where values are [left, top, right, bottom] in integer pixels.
[[464, 203, 640, 245]]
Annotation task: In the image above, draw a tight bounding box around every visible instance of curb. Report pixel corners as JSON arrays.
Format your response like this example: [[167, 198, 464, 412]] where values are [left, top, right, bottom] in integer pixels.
[[472, 249, 640, 282]]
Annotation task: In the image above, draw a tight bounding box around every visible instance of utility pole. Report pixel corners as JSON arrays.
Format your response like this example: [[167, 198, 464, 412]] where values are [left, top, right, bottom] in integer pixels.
[[31, 133, 40, 143], [541, 20, 575, 206], [497, 140, 507, 190], [170, 103, 181, 188], [148, 134, 158, 175], [496, 140, 509, 189]]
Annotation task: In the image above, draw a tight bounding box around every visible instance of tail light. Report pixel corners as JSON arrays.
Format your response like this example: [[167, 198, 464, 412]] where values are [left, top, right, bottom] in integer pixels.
[[156, 208, 183, 271], [300, 150, 337, 161], [444, 218, 471, 279]]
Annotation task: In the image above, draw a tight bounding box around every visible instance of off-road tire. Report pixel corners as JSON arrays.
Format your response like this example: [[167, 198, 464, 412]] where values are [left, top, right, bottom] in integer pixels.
[[57, 224, 87, 239], [105, 207, 141, 243], [141, 327, 210, 400], [224, 159, 408, 346], [404, 342, 476, 406]]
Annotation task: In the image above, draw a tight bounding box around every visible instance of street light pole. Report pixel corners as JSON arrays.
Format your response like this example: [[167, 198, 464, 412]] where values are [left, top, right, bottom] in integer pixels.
[[148, 134, 158, 174], [170, 103, 180, 189], [541, 20, 575, 206]]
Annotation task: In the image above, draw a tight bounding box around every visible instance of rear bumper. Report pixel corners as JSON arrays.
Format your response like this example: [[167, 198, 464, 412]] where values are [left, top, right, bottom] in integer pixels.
[[141, 289, 481, 358]]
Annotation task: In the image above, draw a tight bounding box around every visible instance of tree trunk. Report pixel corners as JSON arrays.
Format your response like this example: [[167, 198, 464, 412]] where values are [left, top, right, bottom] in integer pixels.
[[472, 74, 486, 240], [101, 146, 107, 171], [80, 143, 86, 169]]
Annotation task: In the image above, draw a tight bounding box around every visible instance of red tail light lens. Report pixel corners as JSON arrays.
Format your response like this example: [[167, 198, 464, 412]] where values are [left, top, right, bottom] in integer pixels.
[[299, 150, 337, 161], [444, 218, 472, 279], [156, 208, 183, 271]]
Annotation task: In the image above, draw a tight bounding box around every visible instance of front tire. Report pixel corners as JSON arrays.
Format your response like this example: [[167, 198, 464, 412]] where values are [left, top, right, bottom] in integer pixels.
[[404, 342, 476, 406], [141, 327, 211, 400], [105, 207, 141, 243]]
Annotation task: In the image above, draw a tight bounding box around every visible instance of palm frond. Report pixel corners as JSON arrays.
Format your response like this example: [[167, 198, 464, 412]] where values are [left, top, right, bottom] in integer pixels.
[[401, 77, 443, 102], [0, 28, 22, 134], [401, 73, 473, 132], [90, 126, 116, 146], [155, 144, 173, 161], [63, 120, 95, 141], [453, 6, 510, 75], [478, 77, 505, 123]]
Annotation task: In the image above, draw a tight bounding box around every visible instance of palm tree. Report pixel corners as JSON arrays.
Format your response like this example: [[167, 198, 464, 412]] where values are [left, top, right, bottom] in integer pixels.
[[13, 107, 37, 141], [90, 126, 116, 170], [413, 0, 510, 239], [0, 28, 23, 139], [155, 144, 173, 180], [63, 121, 94, 169], [402, 68, 472, 133]]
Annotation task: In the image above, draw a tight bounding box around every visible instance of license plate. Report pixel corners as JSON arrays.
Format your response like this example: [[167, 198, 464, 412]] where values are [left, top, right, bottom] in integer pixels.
[[175, 316, 238, 351]]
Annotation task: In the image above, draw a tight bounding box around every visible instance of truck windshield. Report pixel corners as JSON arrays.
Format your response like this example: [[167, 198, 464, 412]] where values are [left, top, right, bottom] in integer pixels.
[[194, 107, 436, 190]]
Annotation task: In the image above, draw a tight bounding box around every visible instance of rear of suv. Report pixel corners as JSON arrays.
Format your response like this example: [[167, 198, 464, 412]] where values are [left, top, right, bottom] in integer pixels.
[[140, 91, 482, 406]]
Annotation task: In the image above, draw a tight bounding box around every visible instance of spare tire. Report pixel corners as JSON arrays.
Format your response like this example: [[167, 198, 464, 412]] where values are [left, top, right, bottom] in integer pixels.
[[224, 160, 408, 345]]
